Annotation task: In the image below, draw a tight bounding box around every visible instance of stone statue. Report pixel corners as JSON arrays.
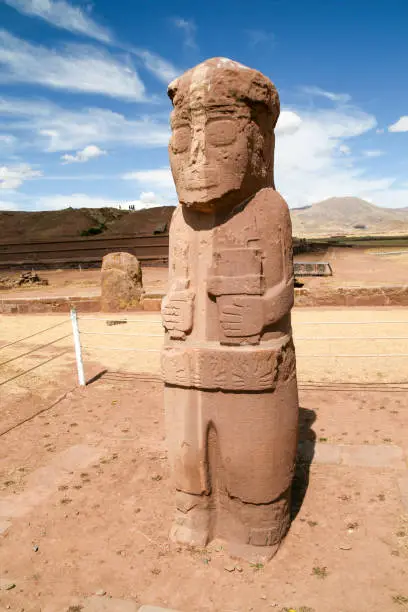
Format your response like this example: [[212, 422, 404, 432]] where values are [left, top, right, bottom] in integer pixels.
[[161, 57, 299, 561]]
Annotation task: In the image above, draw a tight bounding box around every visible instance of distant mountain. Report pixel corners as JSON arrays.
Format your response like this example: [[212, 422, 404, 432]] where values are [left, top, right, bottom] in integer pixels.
[[290, 197, 408, 237], [1, 197, 408, 242]]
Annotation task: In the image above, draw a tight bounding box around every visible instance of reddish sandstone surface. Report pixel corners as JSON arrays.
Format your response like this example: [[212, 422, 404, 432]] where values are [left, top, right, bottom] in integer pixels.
[[161, 58, 298, 560]]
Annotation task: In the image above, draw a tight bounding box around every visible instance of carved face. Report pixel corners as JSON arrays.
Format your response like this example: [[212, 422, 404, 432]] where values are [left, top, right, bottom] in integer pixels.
[[168, 61, 277, 214]]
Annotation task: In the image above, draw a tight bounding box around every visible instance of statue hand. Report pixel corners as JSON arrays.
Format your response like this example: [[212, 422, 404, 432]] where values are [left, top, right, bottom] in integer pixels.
[[219, 295, 263, 343], [162, 289, 194, 338]]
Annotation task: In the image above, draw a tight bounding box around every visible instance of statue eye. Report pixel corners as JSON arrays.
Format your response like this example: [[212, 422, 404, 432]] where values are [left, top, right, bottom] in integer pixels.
[[206, 119, 237, 146], [171, 126, 190, 153]]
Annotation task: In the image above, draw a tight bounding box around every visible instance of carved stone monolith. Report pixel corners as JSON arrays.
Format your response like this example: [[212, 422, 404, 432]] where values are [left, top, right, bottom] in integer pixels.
[[161, 58, 299, 561], [101, 251, 143, 312]]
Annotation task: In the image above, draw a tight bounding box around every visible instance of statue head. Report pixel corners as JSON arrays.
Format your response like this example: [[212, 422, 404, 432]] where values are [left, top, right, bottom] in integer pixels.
[[168, 57, 280, 214]]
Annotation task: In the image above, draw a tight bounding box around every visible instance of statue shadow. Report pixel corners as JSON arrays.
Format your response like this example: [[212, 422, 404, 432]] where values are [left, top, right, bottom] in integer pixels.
[[291, 406, 317, 521]]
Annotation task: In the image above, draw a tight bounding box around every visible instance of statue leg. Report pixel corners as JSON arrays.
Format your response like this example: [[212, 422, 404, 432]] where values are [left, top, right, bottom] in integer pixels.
[[164, 385, 210, 547], [209, 378, 299, 560]]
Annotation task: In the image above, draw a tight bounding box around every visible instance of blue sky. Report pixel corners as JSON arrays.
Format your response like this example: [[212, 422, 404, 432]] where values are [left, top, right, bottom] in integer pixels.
[[0, 0, 407, 211]]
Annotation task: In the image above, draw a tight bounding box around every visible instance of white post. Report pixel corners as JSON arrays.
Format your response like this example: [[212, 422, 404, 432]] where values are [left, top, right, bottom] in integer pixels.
[[70, 308, 85, 386]]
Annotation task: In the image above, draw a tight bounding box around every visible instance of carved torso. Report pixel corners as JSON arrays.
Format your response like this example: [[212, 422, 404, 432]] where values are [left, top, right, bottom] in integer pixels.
[[162, 188, 296, 391]]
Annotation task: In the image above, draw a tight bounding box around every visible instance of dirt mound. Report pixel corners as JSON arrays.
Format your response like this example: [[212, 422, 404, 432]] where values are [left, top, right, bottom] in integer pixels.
[[0, 207, 175, 243], [291, 197, 408, 237], [2, 198, 408, 242], [108, 206, 174, 236]]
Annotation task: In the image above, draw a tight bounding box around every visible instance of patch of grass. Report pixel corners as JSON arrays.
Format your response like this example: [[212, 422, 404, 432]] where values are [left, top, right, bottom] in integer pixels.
[[307, 520, 318, 527], [312, 566, 328, 579], [318, 437, 328, 443], [250, 562, 264, 571], [80, 223, 106, 237]]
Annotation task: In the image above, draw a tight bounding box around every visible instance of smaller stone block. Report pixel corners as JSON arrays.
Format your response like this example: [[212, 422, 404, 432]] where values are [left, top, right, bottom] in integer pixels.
[[82, 596, 138, 612], [101, 252, 144, 312]]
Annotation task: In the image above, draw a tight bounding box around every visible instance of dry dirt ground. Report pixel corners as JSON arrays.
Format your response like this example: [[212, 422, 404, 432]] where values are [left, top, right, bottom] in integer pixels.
[[0, 267, 166, 300], [298, 246, 408, 290], [1, 245, 408, 301], [1, 310, 408, 612]]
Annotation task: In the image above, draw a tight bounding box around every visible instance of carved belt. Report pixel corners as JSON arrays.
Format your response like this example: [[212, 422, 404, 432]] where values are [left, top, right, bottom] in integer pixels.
[[161, 337, 294, 391]]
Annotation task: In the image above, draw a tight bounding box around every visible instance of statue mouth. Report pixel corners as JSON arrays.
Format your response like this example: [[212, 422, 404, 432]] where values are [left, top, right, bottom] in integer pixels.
[[183, 167, 219, 190]]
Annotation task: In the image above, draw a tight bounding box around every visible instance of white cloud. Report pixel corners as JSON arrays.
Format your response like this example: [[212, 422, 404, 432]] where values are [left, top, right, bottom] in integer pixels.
[[275, 111, 302, 135], [274, 104, 397, 207], [123, 168, 174, 190], [172, 17, 197, 50], [33, 193, 121, 210], [123, 168, 177, 209], [3, 0, 111, 43], [301, 86, 351, 104], [0, 97, 53, 117], [389, 116, 408, 132], [0, 30, 146, 101], [127, 191, 169, 210], [363, 149, 384, 158], [39, 110, 169, 152], [0, 198, 20, 210], [13, 190, 173, 212], [370, 189, 408, 208], [0, 163, 42, 190], [0, 96, 170, 151], [133, 50, 180, 84], [61, 144, 106, 164]]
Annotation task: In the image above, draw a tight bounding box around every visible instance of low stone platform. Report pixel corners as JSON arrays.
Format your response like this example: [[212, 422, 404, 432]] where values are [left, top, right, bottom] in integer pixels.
[[2, 284, 408, 314], [0, 292, 165, 314], [296, 284, 408, 307]]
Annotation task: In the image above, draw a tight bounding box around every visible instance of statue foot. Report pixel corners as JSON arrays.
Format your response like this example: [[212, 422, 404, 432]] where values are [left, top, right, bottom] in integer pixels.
[[170, 508, 210, 547], [227, 540, 281, 564]]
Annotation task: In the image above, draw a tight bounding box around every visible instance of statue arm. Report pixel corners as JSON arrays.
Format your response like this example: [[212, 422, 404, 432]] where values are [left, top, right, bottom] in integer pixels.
[[162, 208, 194, 339], [262, 277, 294, 327]]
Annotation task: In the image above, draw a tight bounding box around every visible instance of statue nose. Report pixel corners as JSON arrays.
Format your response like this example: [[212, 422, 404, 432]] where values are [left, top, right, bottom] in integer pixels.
[[189, 129, 206, 166]]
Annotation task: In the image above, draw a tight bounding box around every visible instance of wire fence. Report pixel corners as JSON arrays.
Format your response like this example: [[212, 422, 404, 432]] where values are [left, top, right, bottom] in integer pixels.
[[71, 309, 408, 387], [0, 318, 71, 388], [2, 309, 408, 389]]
